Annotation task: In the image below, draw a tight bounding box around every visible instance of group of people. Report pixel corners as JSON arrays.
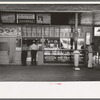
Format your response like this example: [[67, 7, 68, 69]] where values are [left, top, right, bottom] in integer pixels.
[[21, 41, 38, 66]]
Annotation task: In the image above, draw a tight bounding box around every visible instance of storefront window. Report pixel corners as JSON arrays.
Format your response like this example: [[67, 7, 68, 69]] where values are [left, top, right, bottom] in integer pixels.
[[32, 27, 36, 37], [44, 27, 50, 37], [55, 27, 60, 37], [50, 27, 54, 37], [37, 27, 42, 37], [60, 26, 71, 37], [27, 27, 32, 37], [22, 26, 26, 36]]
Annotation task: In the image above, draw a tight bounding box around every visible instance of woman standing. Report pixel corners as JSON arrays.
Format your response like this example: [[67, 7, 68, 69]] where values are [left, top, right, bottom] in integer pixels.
[[87, 42, 94, 68]]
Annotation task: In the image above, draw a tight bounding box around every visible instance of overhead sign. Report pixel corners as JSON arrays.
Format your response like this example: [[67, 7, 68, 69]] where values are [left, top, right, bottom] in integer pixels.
[[1, 13, 15, 23], [36, 14, 51, 24], [17, 14, 35, 23]]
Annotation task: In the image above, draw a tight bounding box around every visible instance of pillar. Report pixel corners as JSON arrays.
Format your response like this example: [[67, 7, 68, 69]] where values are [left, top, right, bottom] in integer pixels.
[[74, 13, 78, 50]]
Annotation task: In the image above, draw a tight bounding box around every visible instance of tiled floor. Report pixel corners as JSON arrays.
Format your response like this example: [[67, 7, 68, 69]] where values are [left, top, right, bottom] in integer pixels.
[[0, 65, 100, 81]]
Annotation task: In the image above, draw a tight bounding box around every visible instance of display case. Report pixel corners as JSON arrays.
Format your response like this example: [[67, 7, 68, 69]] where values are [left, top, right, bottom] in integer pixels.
[[44, 26, 85, 64], [44, 26, 74, 63]]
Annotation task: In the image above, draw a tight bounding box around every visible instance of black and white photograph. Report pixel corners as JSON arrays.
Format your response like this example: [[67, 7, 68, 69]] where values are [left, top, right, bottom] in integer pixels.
[[0, 0, 100, 98], [0, 3, 100, 81]]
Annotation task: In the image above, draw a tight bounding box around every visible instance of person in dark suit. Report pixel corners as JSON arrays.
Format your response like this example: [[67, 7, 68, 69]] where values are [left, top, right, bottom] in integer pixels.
[[21, 43, 28, 66]]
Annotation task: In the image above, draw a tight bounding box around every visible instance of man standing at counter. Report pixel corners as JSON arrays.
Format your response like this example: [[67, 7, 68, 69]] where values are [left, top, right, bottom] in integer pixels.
[[30, 41, 39, 66], [21, 43, 28, 66]]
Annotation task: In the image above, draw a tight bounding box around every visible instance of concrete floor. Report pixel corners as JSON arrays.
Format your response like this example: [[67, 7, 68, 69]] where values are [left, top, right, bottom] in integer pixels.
[[0, 65, 100, 81]]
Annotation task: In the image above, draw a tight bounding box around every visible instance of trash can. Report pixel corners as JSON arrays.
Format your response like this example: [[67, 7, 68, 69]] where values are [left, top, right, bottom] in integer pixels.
[[73, 50, 80, 70]]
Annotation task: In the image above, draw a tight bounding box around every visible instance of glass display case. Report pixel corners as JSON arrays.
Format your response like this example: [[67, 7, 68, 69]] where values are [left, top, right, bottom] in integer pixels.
[[43, 26, 85, 64], [44, 26, 74, 63]]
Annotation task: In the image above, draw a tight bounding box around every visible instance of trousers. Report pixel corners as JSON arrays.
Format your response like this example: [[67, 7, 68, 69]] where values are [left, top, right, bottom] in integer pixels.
[[31, 50, 37, 65], [21, 50, 27, 65]]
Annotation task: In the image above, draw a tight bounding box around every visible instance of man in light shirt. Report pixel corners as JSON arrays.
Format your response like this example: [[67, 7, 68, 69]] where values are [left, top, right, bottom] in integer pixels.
[[30, 41, 38, 65]]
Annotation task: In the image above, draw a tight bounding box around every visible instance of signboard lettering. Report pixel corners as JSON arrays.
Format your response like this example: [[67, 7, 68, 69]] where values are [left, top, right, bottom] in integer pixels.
[[17, 14, 35, 19], [17, 14, 35, 23], [1, 13, 15, 23]]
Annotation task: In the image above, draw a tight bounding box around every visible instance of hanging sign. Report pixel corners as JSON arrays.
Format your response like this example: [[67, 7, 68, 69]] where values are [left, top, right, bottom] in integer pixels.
[[17, 14, 35, 23], [36, 14, 51, 24], [1, 13, 15, 23], [94, 27, 100, 36], [86, 32, 91, 45]]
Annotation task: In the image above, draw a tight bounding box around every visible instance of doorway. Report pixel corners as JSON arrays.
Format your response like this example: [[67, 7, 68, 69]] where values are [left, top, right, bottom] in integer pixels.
[[0, 37, 16, 64]]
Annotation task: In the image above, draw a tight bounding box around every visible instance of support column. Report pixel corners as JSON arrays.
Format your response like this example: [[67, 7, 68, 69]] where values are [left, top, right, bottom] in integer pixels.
[[74, 13, 78, 50], [75, 13, 78, 32]]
